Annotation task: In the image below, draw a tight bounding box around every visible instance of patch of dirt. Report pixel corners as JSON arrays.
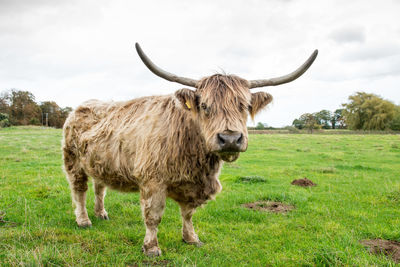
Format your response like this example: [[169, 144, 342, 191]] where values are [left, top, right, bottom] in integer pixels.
[[242, 201, 294, 213], [361, 239, 400, 263], [291, 178, 316, 187]]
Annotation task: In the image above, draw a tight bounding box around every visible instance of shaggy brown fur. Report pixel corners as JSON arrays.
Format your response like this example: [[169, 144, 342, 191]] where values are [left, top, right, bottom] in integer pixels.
[[62, 74, 272, 256]]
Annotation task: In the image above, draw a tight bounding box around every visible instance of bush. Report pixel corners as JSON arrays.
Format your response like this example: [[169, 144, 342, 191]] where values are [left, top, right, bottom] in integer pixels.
[[255, 122, 265, 130], [0, 113, 10, 128], [0, 119, 10, 128], [0, 113, 7, 121], [29, 117, 40, 125], [283, 126, 299, 133]]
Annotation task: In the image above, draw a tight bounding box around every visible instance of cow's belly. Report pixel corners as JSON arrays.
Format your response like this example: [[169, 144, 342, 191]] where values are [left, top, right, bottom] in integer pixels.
[[167, 178, 222, 206], [100, 178, 140, 192], [78, 150, 139, 192], [83, 165, 140, 192]]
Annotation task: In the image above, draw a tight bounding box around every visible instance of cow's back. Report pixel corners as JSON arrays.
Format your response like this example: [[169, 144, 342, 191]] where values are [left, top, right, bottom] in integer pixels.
[[62, 95, 202, 190], [62, 98, 152, 190]]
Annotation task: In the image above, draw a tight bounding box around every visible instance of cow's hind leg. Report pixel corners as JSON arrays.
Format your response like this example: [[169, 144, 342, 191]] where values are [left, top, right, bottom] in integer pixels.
[[140, 183, 167, 257], [179, 203, 203, 247], [93, 180, 109, 220], [66, 168, 91, 227], [63, 145, 91, 227]]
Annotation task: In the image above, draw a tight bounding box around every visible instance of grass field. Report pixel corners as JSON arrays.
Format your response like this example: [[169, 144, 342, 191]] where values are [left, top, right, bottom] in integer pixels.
[[1, 127, 400, 266]]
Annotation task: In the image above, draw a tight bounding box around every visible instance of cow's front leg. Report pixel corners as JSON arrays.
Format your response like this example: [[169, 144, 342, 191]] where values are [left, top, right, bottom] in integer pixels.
[[140, 183, 167, 257], [179, 203, 203, 247], [93, 180, 109, 220]]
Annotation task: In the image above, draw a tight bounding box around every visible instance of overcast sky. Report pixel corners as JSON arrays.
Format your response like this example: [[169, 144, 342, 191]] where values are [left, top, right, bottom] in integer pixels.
[[1, 0, 399, 126]]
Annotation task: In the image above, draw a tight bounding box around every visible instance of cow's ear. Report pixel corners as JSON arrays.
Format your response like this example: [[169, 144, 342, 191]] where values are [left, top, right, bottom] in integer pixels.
[[175, 88, 198, 111], [249, 92, 273, 119]]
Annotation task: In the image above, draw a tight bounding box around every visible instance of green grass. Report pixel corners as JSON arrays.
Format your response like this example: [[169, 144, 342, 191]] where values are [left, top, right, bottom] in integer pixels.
[[1, 126, 400, 266]]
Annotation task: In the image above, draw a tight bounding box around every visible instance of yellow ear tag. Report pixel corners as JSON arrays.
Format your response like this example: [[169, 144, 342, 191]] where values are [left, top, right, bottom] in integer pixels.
[[185, 101, 191, 109]]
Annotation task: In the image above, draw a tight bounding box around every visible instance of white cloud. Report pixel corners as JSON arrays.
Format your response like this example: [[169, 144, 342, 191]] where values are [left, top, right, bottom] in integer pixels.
[[329, 26, 366, 44], [342, 43, 400, 62], [0, 0, 399, 127]]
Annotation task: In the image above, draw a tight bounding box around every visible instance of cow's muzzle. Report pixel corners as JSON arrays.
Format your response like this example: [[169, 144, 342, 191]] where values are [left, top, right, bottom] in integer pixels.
[[217, 131, 245, 152]]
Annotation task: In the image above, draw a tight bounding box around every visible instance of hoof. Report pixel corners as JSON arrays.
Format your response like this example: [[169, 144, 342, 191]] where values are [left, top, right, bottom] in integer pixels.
[[100, 214, 109, 220], [183, 238, 204, 247], [95, 210, 109, 220], [142, 246, 162, 257], [76, 219, 92, 228], [94, 209, 110, 220]]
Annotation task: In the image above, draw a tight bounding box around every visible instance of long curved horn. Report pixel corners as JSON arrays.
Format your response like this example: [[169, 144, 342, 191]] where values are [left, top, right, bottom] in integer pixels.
[[135, 43, 199, 88], [249, 50, 318, 89]]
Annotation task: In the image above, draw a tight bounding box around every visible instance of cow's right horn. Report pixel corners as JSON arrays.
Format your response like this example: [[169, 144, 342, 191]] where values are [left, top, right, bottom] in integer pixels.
[[249, 49, 318, 89], [135, 43, 199, 88]]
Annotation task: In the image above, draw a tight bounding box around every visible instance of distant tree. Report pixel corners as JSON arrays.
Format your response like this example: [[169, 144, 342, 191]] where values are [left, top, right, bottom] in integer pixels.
[[294, 110, 332, 130], [292, 118, 305, 129], [0, 89, 72, 128], [60, 106, 73, 127], [300, 113, 321, 133], [39, 102, 73, 128], [342, 92, 396, 130], [5, 89, 41, 125], [40, 101, 62, 127], [330, 109, 344, 129], [0, 92, 10, 114], [336, 109, 347, 129], [255, 122, 265, 130], [314, 110, 332, 129], [389, 105, 400, 131]]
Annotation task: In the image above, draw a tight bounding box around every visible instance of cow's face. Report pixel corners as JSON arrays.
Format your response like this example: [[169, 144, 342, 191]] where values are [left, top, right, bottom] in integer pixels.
[[175, 75, 272, 162]]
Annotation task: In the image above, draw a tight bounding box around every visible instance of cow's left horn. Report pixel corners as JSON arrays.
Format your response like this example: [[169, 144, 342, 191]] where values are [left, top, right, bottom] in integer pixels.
[[249, 49, 318, 89], [135, 43, 199, 88]]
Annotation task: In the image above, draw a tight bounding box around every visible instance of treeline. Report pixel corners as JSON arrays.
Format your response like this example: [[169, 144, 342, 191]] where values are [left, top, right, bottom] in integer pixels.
[[292, 109, 345, 131], [292, 92, 400, 132], [0, 89, 72, 128]]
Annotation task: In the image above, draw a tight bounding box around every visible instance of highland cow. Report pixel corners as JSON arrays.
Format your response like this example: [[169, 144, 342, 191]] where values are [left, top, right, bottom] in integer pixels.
[[62, 43, 317, 256]]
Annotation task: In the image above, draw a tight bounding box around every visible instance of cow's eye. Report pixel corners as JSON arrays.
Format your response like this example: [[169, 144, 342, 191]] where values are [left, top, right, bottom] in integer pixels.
[[201, 103, 207, 110]]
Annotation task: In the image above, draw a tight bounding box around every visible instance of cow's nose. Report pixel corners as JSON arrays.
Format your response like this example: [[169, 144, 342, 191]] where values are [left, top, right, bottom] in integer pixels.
[[217, 131, 243, 152]]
